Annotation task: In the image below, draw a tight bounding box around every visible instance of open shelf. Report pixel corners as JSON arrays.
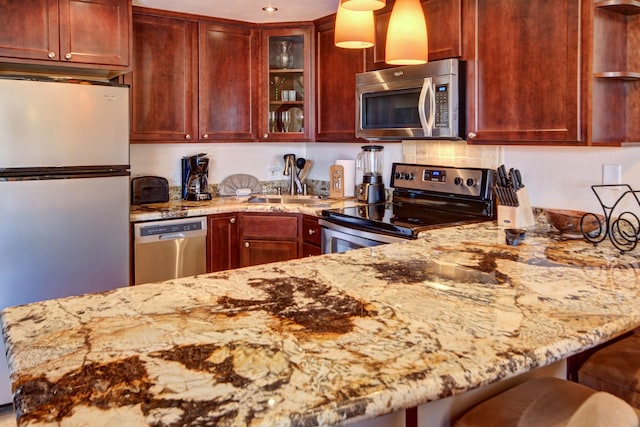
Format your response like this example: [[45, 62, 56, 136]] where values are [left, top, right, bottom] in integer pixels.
[[596, 0, 640, 15]]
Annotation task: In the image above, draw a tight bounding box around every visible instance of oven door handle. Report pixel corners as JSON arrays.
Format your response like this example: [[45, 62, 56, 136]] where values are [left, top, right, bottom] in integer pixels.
[[418, 77, 434, 137]]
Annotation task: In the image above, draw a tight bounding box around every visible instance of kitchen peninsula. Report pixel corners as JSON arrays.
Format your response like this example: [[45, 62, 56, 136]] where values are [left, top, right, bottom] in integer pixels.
[[2, 222, 640, 426]]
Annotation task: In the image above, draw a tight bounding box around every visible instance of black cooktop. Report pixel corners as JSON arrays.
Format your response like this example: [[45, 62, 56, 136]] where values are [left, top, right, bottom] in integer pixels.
[[321, 203, 487, 239]]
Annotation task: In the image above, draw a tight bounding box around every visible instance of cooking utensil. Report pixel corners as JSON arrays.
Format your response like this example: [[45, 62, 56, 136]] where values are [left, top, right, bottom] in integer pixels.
[[296, 157, 306, 170], [298, 159, 312, 181], [514, 169, 524, 188]]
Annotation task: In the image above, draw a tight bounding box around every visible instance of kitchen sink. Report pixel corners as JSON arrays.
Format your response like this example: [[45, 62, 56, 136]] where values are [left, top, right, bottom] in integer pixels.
[[247, 195, 329, 205]]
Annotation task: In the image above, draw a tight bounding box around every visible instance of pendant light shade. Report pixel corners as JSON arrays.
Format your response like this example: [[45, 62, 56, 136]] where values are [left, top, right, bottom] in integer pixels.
[[340, 0, 386, 11], [385, 0, 428, 65], [334, 4, 375, 49]]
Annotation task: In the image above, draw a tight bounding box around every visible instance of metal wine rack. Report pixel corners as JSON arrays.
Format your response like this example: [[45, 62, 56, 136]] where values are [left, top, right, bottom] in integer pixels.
[[581, 184, 640, 253]]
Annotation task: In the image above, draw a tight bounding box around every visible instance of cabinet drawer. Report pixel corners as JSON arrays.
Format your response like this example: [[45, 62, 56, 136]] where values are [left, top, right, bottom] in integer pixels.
[[302, 215, 321, 245], [241, 213, 298, 239]]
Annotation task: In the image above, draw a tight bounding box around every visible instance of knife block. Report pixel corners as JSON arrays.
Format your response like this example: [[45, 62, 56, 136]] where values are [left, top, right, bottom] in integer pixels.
[[497, 188, 536, 228]]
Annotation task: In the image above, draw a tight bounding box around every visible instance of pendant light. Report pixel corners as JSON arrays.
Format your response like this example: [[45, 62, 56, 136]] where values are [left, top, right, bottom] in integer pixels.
[[334, 4, 375, 49], [385, 0, 428, 65], [340, 0, 385, 11]]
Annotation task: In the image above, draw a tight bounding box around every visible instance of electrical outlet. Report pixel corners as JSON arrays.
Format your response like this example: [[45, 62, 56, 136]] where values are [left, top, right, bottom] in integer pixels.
[[602, 164, 622, 185], [268, 165, 282, 179]]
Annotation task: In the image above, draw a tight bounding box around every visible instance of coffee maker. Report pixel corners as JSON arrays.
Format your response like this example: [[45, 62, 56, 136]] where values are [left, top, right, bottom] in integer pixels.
[[181, 153, 212, 201], [356, 145, 386, 204]]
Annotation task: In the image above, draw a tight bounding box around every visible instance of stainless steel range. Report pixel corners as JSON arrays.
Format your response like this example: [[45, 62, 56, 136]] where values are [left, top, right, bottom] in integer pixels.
[[320, 163, 495, 253]]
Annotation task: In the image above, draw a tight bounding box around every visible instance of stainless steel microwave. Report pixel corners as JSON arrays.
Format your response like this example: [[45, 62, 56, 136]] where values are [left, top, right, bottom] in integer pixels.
[[356, 59, 465, 140]]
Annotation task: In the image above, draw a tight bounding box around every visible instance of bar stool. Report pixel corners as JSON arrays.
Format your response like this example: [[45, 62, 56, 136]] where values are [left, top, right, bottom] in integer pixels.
[[453, 377, 640, 427], [579, 331, 640, 409]]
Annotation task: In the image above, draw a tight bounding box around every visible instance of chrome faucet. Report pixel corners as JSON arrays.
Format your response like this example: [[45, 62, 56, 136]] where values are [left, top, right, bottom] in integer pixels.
[[283, 154, 302, 195]]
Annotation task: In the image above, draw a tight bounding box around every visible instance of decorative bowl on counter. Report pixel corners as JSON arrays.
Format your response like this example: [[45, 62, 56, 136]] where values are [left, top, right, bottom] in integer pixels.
[[544, 209, 604, 238]]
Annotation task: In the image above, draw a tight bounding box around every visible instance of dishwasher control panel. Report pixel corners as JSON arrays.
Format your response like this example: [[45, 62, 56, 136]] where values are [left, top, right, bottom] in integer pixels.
[[139, 220, 204, 237]]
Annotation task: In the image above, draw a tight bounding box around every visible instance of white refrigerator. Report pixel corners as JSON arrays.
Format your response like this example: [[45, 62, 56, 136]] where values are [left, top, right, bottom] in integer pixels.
[[0, 77, 131, 404]]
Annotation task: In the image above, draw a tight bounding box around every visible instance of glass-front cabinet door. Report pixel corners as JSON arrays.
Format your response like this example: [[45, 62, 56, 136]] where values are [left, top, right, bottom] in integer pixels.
[[261, 27, 312, 141]]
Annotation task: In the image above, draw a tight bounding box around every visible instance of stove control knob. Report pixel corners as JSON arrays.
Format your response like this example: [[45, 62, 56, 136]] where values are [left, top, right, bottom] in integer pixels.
[[403, 172, 414, 180], [466, 178, 475, 187], [454, 177, 463, 186], [395, 172, 402, 180]]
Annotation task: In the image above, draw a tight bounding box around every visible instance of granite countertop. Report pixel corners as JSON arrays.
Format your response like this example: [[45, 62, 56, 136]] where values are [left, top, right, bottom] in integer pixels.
[[129, 196, 359, 222], [2, 223, 640, 426]]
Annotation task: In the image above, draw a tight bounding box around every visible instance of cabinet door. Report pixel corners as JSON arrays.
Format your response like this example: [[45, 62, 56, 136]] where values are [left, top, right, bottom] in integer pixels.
[[207, 213, 239, 273], [315, 16, 366, 142], [467, 0, 581, 144], [59, 0, 131, 66], [129, 13, 198, 143], [261, 26, 313, 141], [0, 0, 59, 61], [366, 0, 463, 71], [302, 215, 321, 257], [239, 213, 299, 267], [241, 240, 298, 267], [199, 23, 258, 141]]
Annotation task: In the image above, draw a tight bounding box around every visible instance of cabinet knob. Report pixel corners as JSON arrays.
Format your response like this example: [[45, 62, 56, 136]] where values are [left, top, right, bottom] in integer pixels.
[[185, 134, 192, 140], [203, 134, 209, 139], [468, 132, 477, 140], [244, 242, 250, 248], [230, 217, 236, 224], [263, 134, 269, 139], [308, 229, 316, 235], [48, 52, 56, 59], [64, 53, 72, 60]]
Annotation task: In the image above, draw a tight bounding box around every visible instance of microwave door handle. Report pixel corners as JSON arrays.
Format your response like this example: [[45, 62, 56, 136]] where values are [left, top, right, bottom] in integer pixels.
[[418, 78, 434, 137]]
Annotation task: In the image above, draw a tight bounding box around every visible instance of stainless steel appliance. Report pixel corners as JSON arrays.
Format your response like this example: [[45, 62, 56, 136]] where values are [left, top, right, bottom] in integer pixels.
[[356, 145, 386, 204], [182, 153, 212, 201], [321, 163, 495, 253], [0, 77, 130, 404], [356, 59, 465, 140], [133, 217, 207, 285]]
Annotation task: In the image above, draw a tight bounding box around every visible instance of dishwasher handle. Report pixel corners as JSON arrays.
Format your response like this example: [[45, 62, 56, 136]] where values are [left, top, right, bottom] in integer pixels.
[[159, 232, 186, 241]]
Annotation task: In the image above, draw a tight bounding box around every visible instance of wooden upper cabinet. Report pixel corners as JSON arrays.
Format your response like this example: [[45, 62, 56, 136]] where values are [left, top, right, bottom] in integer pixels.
[[314, 15, 366, 142], [366, 0, 463, 71], [261, 26, 313, 142], [60, 0, 130, 66], [0, 0, 130, 68], [467, 0, 582, 145], [199, 23, 258, 141], [0, 0, 59, 61], [129, 13, 197, 143]]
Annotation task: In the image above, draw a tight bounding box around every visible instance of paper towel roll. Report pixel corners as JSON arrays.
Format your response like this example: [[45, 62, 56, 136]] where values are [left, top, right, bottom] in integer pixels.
[[335, 159, 356, 197]]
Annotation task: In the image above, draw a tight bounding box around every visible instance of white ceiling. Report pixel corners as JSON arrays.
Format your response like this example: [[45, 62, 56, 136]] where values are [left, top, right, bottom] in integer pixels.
[[132, 0, 341, 23]]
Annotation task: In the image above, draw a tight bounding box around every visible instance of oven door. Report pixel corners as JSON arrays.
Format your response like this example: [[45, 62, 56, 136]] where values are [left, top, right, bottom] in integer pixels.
[[319, 219, 409, 254]]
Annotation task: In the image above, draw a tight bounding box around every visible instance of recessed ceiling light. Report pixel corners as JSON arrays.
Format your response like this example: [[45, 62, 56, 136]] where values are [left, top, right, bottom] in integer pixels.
[[262, 6, 278, 13]]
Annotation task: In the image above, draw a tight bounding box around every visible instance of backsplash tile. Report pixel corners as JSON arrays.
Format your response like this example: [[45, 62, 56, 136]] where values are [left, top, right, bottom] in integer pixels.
[[403, 140, 501, 169]]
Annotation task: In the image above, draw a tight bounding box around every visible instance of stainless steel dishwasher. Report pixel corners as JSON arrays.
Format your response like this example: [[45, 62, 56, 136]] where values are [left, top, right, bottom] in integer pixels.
[[133, 216, 207, 285]]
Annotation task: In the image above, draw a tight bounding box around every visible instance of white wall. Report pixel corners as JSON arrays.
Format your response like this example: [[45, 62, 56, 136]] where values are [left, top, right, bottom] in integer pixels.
[[131, 143, 307, 185], [130, 141, 640, 214], [130, 142, 403, 189], [502, 146, 640, 212]]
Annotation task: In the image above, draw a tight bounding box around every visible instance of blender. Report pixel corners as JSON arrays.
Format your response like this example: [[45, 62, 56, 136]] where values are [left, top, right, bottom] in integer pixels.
[[182, 153, 212, 201], [356, 145, 385, 204]]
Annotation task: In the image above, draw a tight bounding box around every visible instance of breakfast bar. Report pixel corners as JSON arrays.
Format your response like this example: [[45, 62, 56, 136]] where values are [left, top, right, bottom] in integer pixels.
[[2, 222, 640, 426]]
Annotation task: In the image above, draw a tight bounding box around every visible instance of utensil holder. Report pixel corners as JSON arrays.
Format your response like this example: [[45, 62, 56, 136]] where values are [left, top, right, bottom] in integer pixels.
[[582, 184, 640, 253], [497, 188, 535, 228], [329, 165, 345, 199]]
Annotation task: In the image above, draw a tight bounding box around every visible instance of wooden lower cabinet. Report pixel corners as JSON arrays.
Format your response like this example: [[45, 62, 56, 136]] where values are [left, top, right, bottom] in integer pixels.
[[207, 213, 240, 273], [207, 212, 321, 271], [302, 215, 322, 257], [239, 213, 300, 268]]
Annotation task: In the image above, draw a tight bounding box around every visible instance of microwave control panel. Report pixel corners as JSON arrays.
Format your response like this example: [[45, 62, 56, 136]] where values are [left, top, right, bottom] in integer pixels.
[[434, 84, 449, 129]]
